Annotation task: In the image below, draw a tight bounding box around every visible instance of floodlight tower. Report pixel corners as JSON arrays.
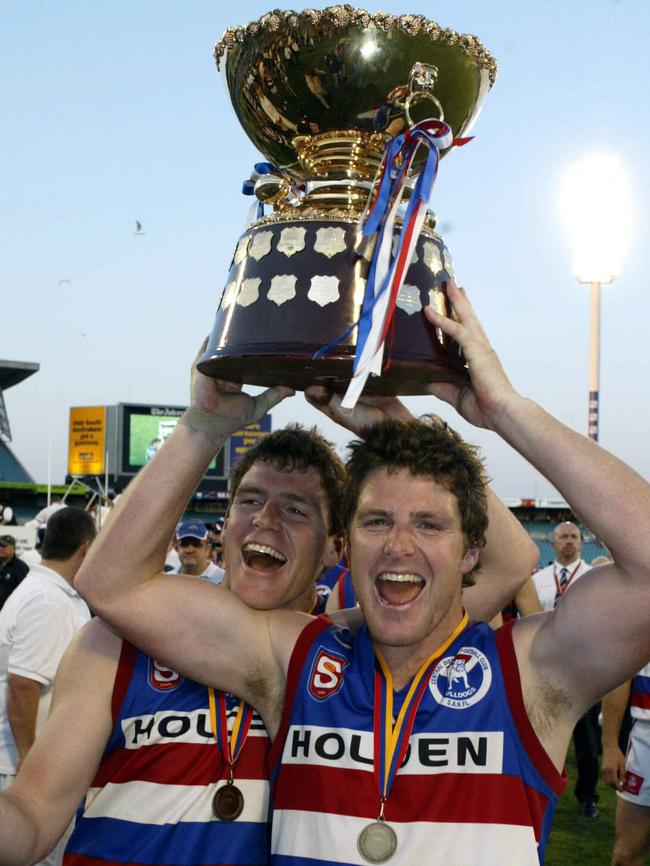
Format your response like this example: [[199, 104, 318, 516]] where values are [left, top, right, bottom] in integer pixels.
[[560, 155, 631, 442]]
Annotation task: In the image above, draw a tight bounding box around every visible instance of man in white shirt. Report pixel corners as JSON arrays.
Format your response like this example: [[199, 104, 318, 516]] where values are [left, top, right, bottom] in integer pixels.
[[24, 499, 66, 530], [533, 520, 600, 817], [533, 521, 591, 610], [174, 520, 224, 584], [0, 506, 95, 866]]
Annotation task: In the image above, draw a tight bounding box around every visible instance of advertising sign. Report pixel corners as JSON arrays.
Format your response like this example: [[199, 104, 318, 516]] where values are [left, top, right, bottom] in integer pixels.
[[68, 406, 106, 475], [228, 415, 272, 470]]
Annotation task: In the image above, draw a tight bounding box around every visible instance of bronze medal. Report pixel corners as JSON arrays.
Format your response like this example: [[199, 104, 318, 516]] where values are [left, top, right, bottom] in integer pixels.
[[357, 820, 398, 864], [212, 782, 245, 822]]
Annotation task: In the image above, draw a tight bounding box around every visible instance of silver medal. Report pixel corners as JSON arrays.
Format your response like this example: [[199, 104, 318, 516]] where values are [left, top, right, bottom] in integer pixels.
[[357, 820, 397, 864]]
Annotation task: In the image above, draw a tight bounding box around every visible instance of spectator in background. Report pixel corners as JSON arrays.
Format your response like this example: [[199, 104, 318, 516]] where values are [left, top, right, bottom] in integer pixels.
[[0, 536, 29, 611], [0, 505, 15, 526], [174, 520, 224, 584], [602, 665, 650, 866], [592, 604, 650, 866], [21, 528, 45, 568], [25, 498, 65, 530], [208, 518, 225, 568], [0, 506, 95, 866], [533, 521, 600, 817]]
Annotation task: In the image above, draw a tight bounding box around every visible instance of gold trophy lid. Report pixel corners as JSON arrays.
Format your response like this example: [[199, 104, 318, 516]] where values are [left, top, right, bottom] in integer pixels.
[[214, 6, 497, 177]]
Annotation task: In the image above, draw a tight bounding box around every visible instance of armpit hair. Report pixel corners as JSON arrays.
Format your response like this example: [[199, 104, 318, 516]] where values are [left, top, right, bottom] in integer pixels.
[[243, 666, 283, 719], [524, 675, 573, 741]]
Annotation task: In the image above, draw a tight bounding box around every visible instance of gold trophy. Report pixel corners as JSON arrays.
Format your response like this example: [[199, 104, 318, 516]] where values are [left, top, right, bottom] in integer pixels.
[[199, 6, 496, 398]]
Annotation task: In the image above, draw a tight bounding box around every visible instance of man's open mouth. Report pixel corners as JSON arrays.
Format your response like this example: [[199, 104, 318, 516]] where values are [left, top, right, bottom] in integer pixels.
[[376, 572, 425, 606], [242, 542, 287, 572]]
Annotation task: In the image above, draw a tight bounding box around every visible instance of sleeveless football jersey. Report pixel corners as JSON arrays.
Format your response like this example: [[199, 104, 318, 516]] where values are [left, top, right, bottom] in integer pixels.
[[64, 642, 270, 866], [631, 661, 650, 720], [268, 618, 566, 866]]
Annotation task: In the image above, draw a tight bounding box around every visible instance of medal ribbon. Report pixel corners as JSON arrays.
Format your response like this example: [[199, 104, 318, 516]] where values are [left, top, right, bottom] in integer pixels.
[[373, 611, 468, 802], [208, 688, 254, 773]]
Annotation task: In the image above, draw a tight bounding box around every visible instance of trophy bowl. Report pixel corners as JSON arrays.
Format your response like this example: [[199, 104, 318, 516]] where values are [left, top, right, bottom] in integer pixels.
[[199, 6, 497, 396]]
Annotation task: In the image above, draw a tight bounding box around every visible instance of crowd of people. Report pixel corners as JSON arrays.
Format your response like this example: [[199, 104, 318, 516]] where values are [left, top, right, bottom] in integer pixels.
[[0, 285, 649, 865]]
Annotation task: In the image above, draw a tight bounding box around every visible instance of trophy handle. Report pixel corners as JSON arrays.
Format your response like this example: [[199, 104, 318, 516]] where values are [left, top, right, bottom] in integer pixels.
[[404, 62, 445, 126], [404, 91, 445, 127]]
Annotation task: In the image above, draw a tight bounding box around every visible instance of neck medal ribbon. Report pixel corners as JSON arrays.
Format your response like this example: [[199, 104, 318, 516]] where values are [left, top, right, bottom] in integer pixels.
[[358, 611, 469, 863], [208, 687, 254, 822]]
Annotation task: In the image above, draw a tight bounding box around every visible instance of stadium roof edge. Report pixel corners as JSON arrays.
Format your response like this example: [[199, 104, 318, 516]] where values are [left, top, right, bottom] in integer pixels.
[[0, 360, 40, 391]]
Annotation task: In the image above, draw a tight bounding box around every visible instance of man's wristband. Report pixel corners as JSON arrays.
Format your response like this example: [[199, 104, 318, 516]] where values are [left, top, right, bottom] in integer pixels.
[[177, 407, 234, 447]]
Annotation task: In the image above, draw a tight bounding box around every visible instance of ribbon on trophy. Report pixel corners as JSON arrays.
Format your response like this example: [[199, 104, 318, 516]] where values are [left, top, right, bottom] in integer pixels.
[[314, 119, 471, 409], [242, 162, 280, 220]]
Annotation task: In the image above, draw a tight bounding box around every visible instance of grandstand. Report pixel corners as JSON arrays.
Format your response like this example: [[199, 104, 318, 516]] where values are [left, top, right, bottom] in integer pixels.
[[0, 359, 39, 483]]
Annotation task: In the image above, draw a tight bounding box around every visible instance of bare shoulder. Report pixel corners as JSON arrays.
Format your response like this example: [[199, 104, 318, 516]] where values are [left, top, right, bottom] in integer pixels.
[[328, 606, 364, 631]]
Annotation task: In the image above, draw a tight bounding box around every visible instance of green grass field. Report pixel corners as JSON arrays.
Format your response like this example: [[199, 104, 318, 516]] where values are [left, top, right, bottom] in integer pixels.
[[545, 747, 620, 866]]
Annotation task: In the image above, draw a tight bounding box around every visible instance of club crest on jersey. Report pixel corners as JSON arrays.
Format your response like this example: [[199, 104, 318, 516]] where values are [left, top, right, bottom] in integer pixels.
[[429, 646, 492, 709], [308, 647, 348, 700], [149, 659, 183, 691]]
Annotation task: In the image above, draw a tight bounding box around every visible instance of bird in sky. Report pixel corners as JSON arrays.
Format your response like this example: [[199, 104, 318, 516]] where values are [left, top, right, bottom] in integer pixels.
[[134, 220, 145, 235], [57, 278, 71, 286]]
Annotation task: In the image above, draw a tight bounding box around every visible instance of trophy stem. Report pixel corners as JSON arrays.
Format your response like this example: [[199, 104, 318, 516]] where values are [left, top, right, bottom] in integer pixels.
[[295, 131, 387, 178], [288, 130, 385, 217]]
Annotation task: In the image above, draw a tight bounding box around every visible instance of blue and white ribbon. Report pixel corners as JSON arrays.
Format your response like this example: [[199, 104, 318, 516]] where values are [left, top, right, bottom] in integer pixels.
[[241, 161, 280, 221], [315, 119, 467, 408]]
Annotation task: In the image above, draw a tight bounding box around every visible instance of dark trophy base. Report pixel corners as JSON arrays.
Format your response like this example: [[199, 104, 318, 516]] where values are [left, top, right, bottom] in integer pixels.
[[199, 346, 467, 396], [199, 218, 468, 396]]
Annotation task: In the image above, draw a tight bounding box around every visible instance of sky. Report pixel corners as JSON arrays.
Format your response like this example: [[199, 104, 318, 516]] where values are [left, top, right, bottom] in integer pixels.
[[2, 0, 649, 500]]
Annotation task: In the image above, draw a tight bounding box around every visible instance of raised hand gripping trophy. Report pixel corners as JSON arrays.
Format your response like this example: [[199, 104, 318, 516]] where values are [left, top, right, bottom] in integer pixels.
[[199, 6, 496, 406]]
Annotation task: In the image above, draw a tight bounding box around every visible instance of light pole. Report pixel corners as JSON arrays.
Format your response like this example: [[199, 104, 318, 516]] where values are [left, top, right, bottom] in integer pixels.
[[586, 278, 605, 442], [560, 155, 631, 442]]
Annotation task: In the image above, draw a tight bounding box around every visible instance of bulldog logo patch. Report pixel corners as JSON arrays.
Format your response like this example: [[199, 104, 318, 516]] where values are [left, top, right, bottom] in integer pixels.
[[429, 647, 492, 709]]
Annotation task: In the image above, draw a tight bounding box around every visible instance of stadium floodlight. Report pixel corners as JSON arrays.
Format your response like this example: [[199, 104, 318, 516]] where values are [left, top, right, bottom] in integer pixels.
[[559, 154, 632, 442], [560, 153, 631, 285]]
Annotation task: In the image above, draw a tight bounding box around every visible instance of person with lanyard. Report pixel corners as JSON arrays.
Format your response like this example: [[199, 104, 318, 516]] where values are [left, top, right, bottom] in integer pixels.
[[532, 522, 591, 610], [75, 278, 650, 866], [532, 520, 601, 817], [0, 410, 531, 866]]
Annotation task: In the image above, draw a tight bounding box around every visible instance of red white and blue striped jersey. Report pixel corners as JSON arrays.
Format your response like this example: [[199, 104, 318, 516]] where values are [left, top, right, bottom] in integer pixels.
[[63, 642, 270, 866], [631, 661, 650, 720], [332, 567, 357, 610], [268, 618, 566, 866], [315, 566, 357, 614]]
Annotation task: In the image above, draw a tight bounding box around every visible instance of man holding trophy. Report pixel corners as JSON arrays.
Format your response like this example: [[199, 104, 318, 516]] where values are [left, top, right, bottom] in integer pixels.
[[12, 8, 650, 866], [71, 8, 650, 865]]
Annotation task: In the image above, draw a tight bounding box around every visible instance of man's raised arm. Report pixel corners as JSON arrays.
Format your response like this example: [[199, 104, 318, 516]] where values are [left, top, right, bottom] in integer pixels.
[[74, 357, 296, 711], [425, 283, 650, 708]]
